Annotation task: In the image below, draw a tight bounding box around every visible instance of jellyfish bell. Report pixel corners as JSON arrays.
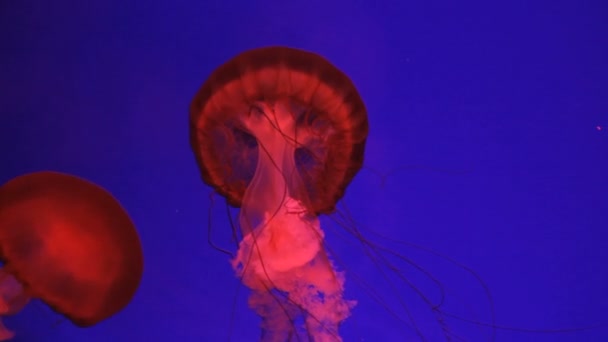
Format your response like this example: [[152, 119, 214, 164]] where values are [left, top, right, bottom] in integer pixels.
[[190, 46, 367, 340], [0, 171, 144, 340], [190, 46, 368, 217]]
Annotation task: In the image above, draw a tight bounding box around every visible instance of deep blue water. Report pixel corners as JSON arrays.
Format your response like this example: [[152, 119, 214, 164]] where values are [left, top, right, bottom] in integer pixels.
[[1, 1, 607, 341]]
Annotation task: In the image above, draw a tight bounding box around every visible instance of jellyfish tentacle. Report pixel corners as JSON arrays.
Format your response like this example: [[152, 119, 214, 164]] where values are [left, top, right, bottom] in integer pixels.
[[231, 101, 354, 341], [192, 47, 367, 341], [0, 268, 31, 341], [0, 322, 13, 342]]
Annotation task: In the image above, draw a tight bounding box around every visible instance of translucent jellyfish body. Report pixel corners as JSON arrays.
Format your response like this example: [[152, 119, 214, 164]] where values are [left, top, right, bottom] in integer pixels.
[[190, 47, 367, 341]]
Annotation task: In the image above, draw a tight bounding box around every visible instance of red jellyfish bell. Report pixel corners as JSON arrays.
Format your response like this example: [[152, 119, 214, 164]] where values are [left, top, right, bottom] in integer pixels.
[[190, 46, 368, 341], [0, 171, 144, 340]]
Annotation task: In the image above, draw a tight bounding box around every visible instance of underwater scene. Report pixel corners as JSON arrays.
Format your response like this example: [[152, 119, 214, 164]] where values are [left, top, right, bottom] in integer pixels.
[[1, 1, 607, 341]]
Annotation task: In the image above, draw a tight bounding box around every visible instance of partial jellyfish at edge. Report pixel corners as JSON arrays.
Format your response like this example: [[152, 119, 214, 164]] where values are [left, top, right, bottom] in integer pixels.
[[0, 171, 144, 340]]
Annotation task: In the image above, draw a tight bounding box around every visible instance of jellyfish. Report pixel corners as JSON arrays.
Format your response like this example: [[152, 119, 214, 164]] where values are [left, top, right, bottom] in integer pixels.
[[190, 46, 368, 341], [0, 171, 144, 340]]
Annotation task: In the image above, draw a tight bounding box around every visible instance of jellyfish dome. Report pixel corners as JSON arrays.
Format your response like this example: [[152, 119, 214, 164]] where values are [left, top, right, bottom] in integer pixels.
[[190, 46, 368, 341], [0, 171, 144, 340]]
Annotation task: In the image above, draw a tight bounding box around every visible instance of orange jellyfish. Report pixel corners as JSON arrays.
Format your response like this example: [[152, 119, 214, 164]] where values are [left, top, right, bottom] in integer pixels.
[[0, 171, 144, 340], [190, 46, 368, 341]]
